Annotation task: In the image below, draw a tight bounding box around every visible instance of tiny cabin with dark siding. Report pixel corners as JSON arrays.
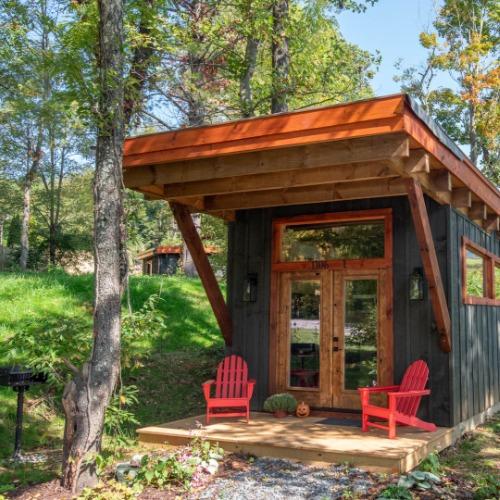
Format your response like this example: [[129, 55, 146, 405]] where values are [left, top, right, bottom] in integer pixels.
[[137, 246, 183, 275], [226, 197, 499, 428], [124, 94, 500, 431]]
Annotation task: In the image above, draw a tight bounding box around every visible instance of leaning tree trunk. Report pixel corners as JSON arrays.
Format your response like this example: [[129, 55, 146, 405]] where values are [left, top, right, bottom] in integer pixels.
[[20, 133, 43, 271], [183, 212, 201, 277], [271, 0, 290, 114], [19, 172, 33, 271], [61, 0, 125, 493]]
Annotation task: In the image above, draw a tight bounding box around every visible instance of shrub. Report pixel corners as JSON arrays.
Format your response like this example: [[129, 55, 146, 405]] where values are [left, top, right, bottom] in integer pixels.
[[104, 385, 140, 443], [263, 393, 297, 413], [377, 485, 413, 499], [135, 454, 194, 489], [77, 480, 142, 500], [473, 474, 500, 500], [419, 452, 441, 474]]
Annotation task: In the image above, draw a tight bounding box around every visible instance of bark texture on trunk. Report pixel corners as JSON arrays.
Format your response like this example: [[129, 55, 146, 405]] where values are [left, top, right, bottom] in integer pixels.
[[61, 0, 125, 492], [181, 3, 207, 272], [271, 0, 289, 114], [239, 36, 259, 118], [20, 133, 43, 270], [468, 101, 479, 165], [20, 173, 33, 271], [124, 0, 154, 127], [182, 212, 201, 277]]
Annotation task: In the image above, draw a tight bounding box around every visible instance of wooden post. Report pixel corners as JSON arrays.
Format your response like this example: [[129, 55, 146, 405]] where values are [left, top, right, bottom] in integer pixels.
[[405, 178, 452, 353], [170, 201, 233, 346]]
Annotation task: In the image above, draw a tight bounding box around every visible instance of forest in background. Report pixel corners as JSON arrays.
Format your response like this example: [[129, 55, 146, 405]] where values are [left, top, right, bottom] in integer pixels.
[[0, 0, 498, 274]]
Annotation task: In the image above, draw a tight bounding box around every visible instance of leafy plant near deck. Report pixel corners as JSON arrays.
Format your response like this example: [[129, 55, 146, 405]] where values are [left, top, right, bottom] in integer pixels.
[[263, 393, 297, 413], [377, 485, 413, 499], [77, 480, 142, 500], [473, 474, 500, 500], [397, 470, 441, 491], [418, 451, 442, 475], [135, 454, 195, 489]]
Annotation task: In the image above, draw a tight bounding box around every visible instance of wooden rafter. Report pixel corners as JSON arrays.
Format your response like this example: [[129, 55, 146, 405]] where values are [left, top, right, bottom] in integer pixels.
[[202, 177, 407, 212], [169, 202, 233, 346], [389, 153, 451, 205], [164, 161, 397, 199], [405, 178, 452, 353]]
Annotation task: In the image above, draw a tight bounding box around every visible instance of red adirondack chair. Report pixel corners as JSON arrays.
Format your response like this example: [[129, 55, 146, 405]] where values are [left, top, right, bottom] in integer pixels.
[[202, 355, 255, 424], [358, 360, 437, 439]]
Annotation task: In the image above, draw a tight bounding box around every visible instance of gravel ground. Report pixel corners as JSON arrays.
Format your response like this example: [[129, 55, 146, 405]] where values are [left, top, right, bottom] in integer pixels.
[[193, 457, 382, 500]]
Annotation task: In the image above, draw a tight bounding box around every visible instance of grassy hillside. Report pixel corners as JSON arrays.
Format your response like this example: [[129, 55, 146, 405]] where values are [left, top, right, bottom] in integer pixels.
[[0, 271, 224, 359], [0, 271, 224, 489]]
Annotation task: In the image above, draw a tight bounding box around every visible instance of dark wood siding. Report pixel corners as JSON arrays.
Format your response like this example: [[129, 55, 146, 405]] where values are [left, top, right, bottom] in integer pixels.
[[448, 208, 500, 426], [227, 195, 453, 426]]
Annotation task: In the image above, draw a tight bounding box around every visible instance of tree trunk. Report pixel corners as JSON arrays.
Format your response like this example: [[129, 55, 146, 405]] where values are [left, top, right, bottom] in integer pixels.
[[239, 36, 259, 118], [124, 0, 154, 127], [271, 0, 289, 114], [181, 3, 207, 272], [20, 173, 32, 271], [182, 212, 200, 277], [469, 101, 479, 165], [61, 0, 125, 493], [20, 133, 43, 271]]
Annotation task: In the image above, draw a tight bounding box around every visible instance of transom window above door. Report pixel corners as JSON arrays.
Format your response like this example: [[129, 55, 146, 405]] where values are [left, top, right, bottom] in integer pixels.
[[272, 209, 392, 271]]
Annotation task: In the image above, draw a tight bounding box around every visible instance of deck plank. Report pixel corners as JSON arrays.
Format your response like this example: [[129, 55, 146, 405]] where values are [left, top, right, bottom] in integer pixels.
[[137, 413, 453, 473]]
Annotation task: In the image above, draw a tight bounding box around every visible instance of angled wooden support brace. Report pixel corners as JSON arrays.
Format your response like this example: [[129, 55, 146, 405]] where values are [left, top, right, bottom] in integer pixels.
[[169, 201, 233, 346], [405, 178, 452, 353]]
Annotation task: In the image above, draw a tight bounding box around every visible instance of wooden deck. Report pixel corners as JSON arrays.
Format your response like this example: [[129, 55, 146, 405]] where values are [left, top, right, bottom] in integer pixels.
[[137, 412, 455, 473]]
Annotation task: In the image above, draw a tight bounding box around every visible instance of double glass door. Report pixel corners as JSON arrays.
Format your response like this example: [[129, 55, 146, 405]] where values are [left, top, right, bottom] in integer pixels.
[[276, 268, 392, 410]]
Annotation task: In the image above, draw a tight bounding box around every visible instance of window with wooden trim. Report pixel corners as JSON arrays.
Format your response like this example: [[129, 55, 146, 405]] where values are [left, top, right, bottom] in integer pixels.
[[272, 209, 392, 272], [462, 237, 500, 306]]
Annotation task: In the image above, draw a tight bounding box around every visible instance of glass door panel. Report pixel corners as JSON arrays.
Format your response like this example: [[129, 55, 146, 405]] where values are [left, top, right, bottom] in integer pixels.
[[343, 279, 378, 390], [289, 280, 321, 389]]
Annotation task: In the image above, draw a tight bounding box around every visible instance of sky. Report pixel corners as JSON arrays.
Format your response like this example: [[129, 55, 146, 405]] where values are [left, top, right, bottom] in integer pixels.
[[337, 0, 446, 96]]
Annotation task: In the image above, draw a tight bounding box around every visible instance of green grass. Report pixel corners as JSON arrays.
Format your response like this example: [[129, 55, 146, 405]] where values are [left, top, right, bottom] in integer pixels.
[[0, 270, 224, 491], [0, 271, 224, 359], [440, 414, 500, 498]]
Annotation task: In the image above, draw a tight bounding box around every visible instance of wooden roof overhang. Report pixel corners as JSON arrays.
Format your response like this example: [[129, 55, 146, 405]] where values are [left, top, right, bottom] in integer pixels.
[[123, 94, 500, 232]]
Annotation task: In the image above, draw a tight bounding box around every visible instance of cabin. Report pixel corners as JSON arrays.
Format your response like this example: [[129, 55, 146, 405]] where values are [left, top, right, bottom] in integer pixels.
[[123, 94, 499, 471], [137, 246, 183, 275], [136, 245, 217, 275]]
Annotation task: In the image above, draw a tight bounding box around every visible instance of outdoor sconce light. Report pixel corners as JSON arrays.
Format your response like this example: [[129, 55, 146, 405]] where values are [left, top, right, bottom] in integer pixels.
[[409, 267, 424, 301], [243, 273, 258, 302]]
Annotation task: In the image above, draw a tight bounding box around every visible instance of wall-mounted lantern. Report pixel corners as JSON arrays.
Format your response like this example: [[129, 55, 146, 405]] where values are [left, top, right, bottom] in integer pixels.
[[409, 267, 425, 301], [243, 273, 258, 302]]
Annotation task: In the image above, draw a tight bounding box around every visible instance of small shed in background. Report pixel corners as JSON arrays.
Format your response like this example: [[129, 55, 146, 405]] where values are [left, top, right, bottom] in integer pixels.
[[137, 245, 217, 276]]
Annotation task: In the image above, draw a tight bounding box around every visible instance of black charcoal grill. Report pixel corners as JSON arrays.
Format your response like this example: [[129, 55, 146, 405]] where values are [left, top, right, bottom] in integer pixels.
[[0, 366, 48, 460]]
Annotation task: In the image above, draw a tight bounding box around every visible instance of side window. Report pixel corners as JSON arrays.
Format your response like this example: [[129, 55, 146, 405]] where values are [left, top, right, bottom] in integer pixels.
[[464, 248, 485, 297], [462, 237, 500, 305]]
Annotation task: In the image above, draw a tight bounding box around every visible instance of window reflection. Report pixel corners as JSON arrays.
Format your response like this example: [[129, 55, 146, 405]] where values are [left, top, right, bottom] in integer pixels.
[[282, 221, 385, 262], [465, 249, 485, 297], [289, 280, 320, 389], [344, 279, 378, 390]]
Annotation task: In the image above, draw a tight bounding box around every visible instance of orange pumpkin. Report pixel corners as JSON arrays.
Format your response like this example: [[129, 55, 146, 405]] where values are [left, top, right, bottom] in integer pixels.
[[296, 401, 310, 418]]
